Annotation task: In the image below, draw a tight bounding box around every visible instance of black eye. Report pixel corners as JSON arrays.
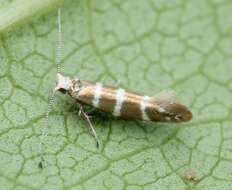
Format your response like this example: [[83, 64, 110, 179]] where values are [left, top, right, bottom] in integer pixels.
[[58, 88, 67, 94]]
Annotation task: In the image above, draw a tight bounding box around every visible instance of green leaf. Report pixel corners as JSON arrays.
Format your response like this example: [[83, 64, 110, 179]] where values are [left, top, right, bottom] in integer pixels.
[[0, 0, 232, 189], [0, 0, 63, 32]]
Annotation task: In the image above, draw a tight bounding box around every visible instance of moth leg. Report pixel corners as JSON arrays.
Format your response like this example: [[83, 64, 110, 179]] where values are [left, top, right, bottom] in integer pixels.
[[77, 103, 100, 148], [84, 107, 97, 115]]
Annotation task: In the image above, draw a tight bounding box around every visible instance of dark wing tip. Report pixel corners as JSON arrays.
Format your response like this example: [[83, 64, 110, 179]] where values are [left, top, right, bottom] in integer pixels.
[[171, 103, 192, 122], [181, 107, 192, 122]]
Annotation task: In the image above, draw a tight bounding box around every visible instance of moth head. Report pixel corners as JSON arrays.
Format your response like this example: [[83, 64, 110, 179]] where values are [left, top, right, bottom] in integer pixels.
[[55, 73, 72, 93]]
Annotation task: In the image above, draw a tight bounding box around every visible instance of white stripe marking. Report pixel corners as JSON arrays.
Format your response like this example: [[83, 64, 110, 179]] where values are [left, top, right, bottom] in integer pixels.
[[92, 83, 102, 108], [158, 107, 165, 113], [140, 96, 150, 121], [113, 88, 125, 117]]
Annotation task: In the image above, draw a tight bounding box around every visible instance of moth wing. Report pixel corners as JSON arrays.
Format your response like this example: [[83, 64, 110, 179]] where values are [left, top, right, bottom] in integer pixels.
[[153, 89, 177, 102]]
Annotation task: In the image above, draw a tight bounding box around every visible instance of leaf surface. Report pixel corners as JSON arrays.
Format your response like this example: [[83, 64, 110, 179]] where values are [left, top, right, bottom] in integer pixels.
[[0, 0, 232, 189]]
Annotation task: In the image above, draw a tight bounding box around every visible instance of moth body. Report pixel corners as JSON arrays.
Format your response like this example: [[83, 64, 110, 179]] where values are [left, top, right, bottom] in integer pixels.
[[56, 74, 192, 122]]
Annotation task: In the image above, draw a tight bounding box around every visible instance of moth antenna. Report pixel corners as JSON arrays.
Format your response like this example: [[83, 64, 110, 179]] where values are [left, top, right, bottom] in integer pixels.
[[38, 8, 62, 169], [38, 90, 56, 169], [57, 7, 62, 74]]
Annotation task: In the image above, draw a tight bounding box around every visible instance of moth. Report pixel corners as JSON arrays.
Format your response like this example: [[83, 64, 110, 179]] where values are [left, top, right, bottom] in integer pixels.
[[39, 8, 192, 168], [55, 73, 192, 134]]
